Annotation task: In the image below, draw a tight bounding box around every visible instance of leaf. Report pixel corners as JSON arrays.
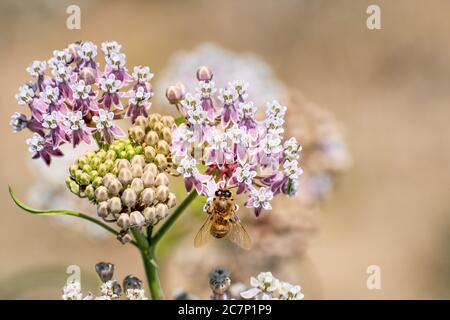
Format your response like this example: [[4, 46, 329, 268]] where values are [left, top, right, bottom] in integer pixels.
[[8, 186, 138, 247]]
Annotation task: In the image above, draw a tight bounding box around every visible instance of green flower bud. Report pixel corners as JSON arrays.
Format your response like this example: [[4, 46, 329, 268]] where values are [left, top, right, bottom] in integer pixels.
[[90, 170, 99, 181], [75, 169, 84, 182], [95, 186, 109, 202], [79, 172, 91, 186], [86, 151, 96, 159], [92, 176, 103, 188], [127, 149, 136, 160], [69, 164, 79, 178], [69, 180, 80, 195], [90, 157, 101, 169], [77, 156, 88, 166], [130, 178, 144, 195], [82, 164, 92, 173], [106, 150, 117, 161], [97, 149, 107, 161], [121, 188, 137, 208], [97, 201, 109, 218], [134, 146, 143, 155], [119, 151, 127, 159], [157, 140, 170, 156], [107, 197, 122, 214], [85, 184, 95, 200], [140, 188, 155, 206], [98, 163, 108, 176], [104, 159, 114, 171]]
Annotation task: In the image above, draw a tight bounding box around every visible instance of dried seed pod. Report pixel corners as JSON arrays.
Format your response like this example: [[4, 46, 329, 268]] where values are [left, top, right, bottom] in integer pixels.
[[140, 188, 155, 206], [167, 192, 177, 208], [108, 197, 122, 214], [155, 172, 169, 186], [144, 131, 159, 146], [117, 213, 130, 229], [144, 146, 156, 161], [95, 186, 109, 202], [107, 178, 123, 196], [130, 178, 144, 195], [155, 154, 168, 169], [142, 207, 156, 224], [130, 211, 145, 227], [117, 159, 131, 171], [156, 185, 169, 202], [131, 155, 146, 168], [121, 188, 137, 208], [155, 203, 169, 220], [131, 164, 143, 178], [144, 163, 158, 177], [118, 167, 133, 186], [97, 201, 109, 218], [157, 140, 170, 156], [141, 171, 155, 188]]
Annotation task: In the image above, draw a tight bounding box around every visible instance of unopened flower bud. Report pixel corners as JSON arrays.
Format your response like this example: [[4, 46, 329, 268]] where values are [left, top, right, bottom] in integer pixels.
[[155, 154, 168, 169], [117, 213, 130, 229], [141, 171, 155, 188], [161, 127, 172, 143], [134, 116, 148, 129], [157, 140, 170, 156], [131, 155, 145, 168], [107, 197, 122, 214], [144, 131, 159, 146], [142, 207, 156, 224], [105, 150, 117, 161], [147, 113, 162, 127], [152, 121, 164, 133], [97, 163, 108, 176], [69, 164, 78, 178], [156, 185, 169, 202], [77, 155, 88, 166], [95, 186, 109, 202], [102, 173, 116, 188], [79, 173, 91, 186], [161, 116, 175, 128], [144, 163, 158, 176], [90, 170, 99, 181], [167, 193, 177, 208], [123, 275, 142, 291], [68, 42, 80, 60], [131, 164, 143, 178], [90, 157, 101, 169], [118, 168, 133, 186], [129, 126, 145, 144], [155, 203, 169, 220], [197, 66, 213, 81], [131, 178, 144, 195], [107, 178, 123, 196], [92, 176, 103, 188], [166, 85, 181, 104], [129, 211, 145, 227], [176, 82, 187, 99], [117, 159, 131, 171], [85, 184, 95, 200], [97, 201, 109, 218], [118, 232, 132, 244], [104, 159, 114, 171], [95, 262, 114, 283], [140, 188, 155, 206], [79, 67, 96, 85], [68, 180, 80, 195], [155, 172, 169, 186], [121, 188, 137, 208], [144, 146, 156, 161]]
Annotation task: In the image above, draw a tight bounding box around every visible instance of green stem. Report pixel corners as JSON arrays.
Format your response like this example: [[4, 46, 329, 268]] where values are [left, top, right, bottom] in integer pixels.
[[151, 190, 198, 245], [8, 186, 138, 248], [130, 228, 163, 300]]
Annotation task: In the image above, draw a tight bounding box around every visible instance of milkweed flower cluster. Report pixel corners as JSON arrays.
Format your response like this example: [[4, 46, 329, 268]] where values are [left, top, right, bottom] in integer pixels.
[[167, 66, 302, 216], [11, 41, 154, 165], [240, 272, 304, 300], [66, 135, 176, 244], [62, 262, 148, 300]]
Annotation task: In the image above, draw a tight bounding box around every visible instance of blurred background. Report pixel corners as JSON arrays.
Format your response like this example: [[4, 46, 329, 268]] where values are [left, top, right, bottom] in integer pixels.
[[1, 0, 450, 299]]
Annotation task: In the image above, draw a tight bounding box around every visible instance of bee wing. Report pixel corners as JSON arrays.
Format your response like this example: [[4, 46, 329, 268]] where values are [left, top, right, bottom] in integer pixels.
[[228, 214, 252, 250], [194, 214, 214, 248]]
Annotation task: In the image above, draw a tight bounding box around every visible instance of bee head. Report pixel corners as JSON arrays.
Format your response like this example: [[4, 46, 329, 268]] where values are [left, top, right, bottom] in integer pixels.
[[215, 189, 232, 198]]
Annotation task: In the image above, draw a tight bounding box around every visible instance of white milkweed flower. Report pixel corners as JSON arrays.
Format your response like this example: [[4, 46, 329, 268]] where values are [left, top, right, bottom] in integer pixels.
[[241, 272, 304, 300], [249, 188, 273, 210], [26, 60, 46, 77], [15, 84, 35, 105], [26, 133, 45, 153], [266, 100, 287, 118], [71, 80, 92, 100], [92, 109, 114, 129], [100, 280, 121, 299], [260, 133, 283, 155], [180, 93, 202, 111], [10, 112, 27, 132], [283, 159, 303, 180], [176, 157, 199, 178], [77, 41, 98, 61], [99, 74, 121, 93], [233, 164, 257, 185], [101, 41, 122, 56], [196, 80, 217, 99], [39, 85, 60, 105], [132, 66, 154, 83], [186, 105, 207, 125], [229, 80, 249, 100], [107, 52, 126, 70], [218, 87, 237, 105], [283, 137, 301, 160], [41, 112, 59, 130], [63, 111, 84, 130], [129, 86, 152, 106], [237, 101, 257, 119]]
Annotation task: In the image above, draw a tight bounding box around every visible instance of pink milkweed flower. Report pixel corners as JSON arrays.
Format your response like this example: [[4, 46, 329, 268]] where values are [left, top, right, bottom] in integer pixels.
[[92, 109, 125, 144], [218, 87, 239, 127], [26, 132, 63, 165], [71, 79, 98, 114], [41, 111, 68, 149], [77, 42, 98, 69], [98, 73, 123, 110], [229, 163, 257, 194], [176, 156, 211, 194], [126, 86, 153, 123], [62, 111, 94, 147], [245, 187, 274, 217], [237, 101, 258, 139]]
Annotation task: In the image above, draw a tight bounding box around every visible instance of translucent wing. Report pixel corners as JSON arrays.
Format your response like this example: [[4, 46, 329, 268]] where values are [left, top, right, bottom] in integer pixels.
[[228, 214, 252, 250], [194, 214, 215, 248]]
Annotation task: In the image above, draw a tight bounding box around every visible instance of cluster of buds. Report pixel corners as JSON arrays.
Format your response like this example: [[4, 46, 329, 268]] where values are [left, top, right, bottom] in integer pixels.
[[62, 262, 147, 300], [167, 66, 302, 217], [11, 40, 154, 165], [66, 139, 176, 244], [128, 113, 175, 171], [240, 272, 304, 300]]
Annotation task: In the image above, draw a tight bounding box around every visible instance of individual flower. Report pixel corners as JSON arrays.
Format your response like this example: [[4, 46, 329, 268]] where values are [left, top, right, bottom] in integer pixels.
[[100, 280, 122, 299], [98, 73, 123, 109], [107, 52, 126, 70], [26, 132, 63, 165], [39, 85, 60, 105], [176, 156, 210, 193], [240, 272, 304, 300], [15, 84, 35, 105], [63, 111, 93, 147], [10, 112, 28, 132], [42, 111, 67, 148], [245, 187, 273, 217], [26, 60, 46, 77], [92, 109, 125, 143], [132, 66, 154, 83], [77, 41, 98, 66], [266, 100, 287, 119], [126, 86, 153, 122], [101, 41, 122, 56], [230, 163, 257, 194], [229, 80, 249, 101], [196, 80, 217, 99]]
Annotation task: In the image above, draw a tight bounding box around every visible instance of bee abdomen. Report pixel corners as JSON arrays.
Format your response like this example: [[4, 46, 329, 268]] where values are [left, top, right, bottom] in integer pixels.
[[211, 223, 229, 238]]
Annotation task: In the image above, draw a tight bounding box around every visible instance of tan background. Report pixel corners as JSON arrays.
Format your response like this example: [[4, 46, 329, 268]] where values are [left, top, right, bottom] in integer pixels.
[[0, 0, 449, 299]]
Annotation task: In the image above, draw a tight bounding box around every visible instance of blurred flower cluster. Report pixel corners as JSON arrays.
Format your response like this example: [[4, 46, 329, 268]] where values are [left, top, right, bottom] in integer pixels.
[[66, 135, 177, 244], [11, 40, 154, 165], [167, 66, 302, 217], [240, 272, 304, 300], [62, 262, 147, 300]]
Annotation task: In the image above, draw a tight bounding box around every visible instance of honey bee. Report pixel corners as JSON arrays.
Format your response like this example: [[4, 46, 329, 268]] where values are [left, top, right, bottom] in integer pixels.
[[194, 188, 252, 250]]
